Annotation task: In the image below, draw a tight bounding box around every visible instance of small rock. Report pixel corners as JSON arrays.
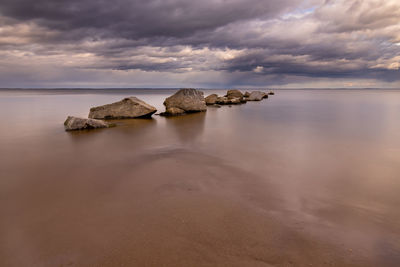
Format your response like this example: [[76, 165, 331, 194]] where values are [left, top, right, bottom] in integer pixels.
[[205, 94, 218, 105], [64, 116, 109, 131], [268, 91, 275, 95], [208, 104, 222, 108], [244, 91, 251, 97]]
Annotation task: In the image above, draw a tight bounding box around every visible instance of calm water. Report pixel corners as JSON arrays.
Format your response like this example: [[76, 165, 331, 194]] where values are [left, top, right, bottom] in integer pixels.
[[0, 89, 400, 266]]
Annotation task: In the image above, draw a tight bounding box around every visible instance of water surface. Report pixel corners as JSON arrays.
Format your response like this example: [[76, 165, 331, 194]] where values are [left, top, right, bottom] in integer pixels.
[[0, 89, 400, 266]]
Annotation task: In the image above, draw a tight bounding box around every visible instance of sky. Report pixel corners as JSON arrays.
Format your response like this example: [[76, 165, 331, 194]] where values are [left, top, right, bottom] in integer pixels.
[[0, 0, 399, 88]]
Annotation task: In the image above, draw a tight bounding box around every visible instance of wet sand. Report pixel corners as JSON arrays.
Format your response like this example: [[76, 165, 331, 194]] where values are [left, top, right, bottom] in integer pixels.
[[0, 89, 400, 266]]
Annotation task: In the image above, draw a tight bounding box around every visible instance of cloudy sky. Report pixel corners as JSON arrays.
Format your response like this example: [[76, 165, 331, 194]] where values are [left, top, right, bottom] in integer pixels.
[[0, 0, 399, 88]]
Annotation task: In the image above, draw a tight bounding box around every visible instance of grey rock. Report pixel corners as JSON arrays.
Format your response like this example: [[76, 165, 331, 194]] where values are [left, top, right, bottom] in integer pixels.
[[89, 97, 156, 119], [205, 94, 218, 105], [248, 91, 265, 101], [162, 88, 207, 115], [226, 89, 244, 100], [64, 116, 109, 131]]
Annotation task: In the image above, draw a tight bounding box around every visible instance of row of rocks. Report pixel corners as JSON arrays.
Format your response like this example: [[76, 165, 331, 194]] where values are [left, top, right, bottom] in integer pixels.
[[205, 89, 272, 106], [64, 89, 274, 131]]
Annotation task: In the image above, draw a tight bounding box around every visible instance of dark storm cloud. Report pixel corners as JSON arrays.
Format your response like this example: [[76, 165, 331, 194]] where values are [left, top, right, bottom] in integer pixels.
[[0, 0, 399, 87], [0, 0, 298, 40], [219, 49, 399, 79]]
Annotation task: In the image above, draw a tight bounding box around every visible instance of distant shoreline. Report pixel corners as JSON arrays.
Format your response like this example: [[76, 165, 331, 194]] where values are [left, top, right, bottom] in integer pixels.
[[1, 87, 400, 91]]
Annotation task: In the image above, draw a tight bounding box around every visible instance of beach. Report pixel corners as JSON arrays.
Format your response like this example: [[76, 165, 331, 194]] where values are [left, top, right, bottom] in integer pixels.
[[1, 89, 400, 266]]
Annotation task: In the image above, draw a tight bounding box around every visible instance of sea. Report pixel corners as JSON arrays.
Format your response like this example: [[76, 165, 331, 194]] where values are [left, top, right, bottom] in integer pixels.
[[0, 88, 399, 266]]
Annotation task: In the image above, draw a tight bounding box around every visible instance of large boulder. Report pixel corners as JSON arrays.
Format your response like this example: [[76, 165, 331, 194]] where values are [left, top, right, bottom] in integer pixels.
[[247, 91, 265, 101], [89, 97, 157, 119], [205, 94, 218, 105], [162, 88, 207, 115], [225, 89, 244, 100], [64, 116, 109, 131]]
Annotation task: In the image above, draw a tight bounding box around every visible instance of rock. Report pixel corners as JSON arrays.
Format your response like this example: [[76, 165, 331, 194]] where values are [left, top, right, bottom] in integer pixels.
[[226, 89, 244, 100], [216, 96, 230, 105], [244, 91, 251, 97], [214, 96, 243, 105], [268, 91, 275, 95], [162, 88, 207, 115], [262, 93, 269, 99], [205, 94, 218, 105], [165, 107, 186, 115], [89, 97, 157, 119], [64, 116, 109, 131], [230, 98, 242, 104], [247, 91, 265, 101]]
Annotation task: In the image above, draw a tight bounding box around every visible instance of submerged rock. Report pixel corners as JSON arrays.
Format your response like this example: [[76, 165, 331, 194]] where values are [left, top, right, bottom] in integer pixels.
[[210, 104, 222, 108], [89, 97, 157, 119], [205, 94, 218, 105], [162, 88, 207, 116], [64, 116, 109, 131]]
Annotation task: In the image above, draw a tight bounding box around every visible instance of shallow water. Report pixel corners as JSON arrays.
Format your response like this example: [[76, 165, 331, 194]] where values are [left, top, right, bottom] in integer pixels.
[[0, 89, 400, 266]]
